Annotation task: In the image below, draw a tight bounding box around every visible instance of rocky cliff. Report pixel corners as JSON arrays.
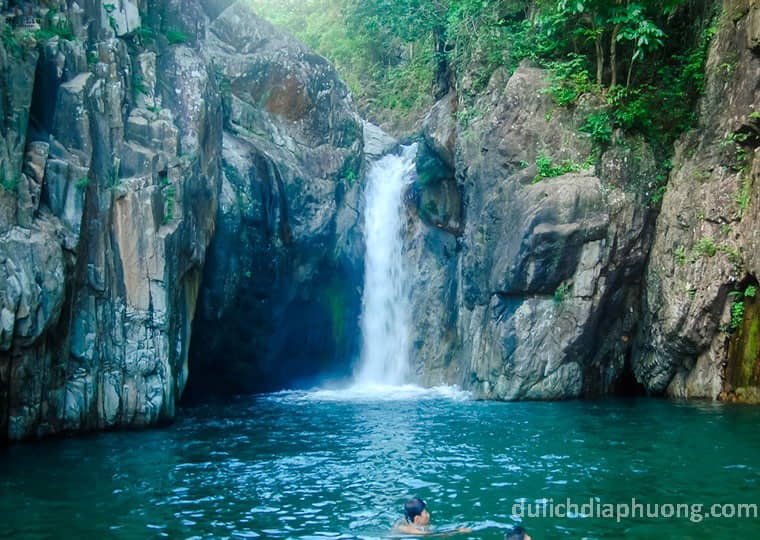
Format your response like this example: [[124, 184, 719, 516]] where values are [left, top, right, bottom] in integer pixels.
[[1, 0, 757, 443], [186, 2, 364, 398], [633, 0, 760, 402], [0, 0, 223, 441], [0, 0, 362, 441], [405, 66, 656, 399], [404, 0, 760, 403]]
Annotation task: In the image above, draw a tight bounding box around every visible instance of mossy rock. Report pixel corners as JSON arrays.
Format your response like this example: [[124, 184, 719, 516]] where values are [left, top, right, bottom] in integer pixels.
[[726, 291, 760, 397]]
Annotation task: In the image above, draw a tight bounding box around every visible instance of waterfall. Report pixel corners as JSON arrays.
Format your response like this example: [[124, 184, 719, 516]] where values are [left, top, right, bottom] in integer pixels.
[[355, 144, 417, 386]]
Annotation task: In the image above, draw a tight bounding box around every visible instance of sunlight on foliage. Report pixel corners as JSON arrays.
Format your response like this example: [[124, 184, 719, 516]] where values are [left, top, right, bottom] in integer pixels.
[[247, 0, 715, 145]]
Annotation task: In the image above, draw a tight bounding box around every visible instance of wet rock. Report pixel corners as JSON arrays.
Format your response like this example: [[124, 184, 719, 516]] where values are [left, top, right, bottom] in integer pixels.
[[363, 121, 397, 160], [633, 1, 760, 400]]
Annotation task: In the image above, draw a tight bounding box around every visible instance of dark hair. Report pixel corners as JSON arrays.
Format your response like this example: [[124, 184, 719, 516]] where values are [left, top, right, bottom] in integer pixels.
[[505, 525, 527, 540], [404, 497, 427, 523]]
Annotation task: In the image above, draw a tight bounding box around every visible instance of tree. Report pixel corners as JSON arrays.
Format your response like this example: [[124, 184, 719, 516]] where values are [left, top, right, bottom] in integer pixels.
[[548, 0, 677, 88], [614, 3, 666, 87]]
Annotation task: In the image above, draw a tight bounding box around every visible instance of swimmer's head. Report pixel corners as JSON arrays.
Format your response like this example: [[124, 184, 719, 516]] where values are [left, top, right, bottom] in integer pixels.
[[403, 497, 429, 525], [505, 525, 531, 540]]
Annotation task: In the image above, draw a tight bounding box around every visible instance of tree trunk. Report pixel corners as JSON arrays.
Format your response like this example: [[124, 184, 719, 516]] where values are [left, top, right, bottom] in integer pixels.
[[626, 56, 635, 88], [432, 25, 452, 100], [587, 15, 604, 87], [610, 0, 625, 88], [610, 23, 620, 87], [595, 34, 604, 86]]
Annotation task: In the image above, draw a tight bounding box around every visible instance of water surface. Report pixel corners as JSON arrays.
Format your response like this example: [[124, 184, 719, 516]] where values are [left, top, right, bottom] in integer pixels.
[[2, 392, 759, 538]]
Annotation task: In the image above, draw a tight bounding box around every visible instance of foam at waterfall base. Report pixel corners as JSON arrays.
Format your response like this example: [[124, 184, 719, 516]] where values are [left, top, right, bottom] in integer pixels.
[[268, 384, 471, 403]]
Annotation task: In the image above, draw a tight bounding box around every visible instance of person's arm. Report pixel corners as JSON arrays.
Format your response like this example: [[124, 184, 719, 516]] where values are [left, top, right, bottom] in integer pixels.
[[426, 530, 471, 538], [394, 527, 472, 537], [432, 528, 472, 537], [394, 523, 432, 535]]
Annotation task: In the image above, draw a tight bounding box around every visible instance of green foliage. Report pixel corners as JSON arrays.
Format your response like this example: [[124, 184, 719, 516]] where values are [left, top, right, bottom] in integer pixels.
[[674, 246, 686, 265], [35, 8, 75, 41], [533, 0, 713, 158], [534, 153, 589, 182], [339, 157, 359, 185], [650, 185, 667, 204], [691, 237, 717, 259], [163, 185, 176, 224], [607, 86, 651, 132], [648, 159, 672, 205], [580, 111, 612, 145], [250, 0, 417, 120], [130, 25, 155, 45], [721, 132, 751, 172], [133, 71, 147, 97], [685, 236, 742, 268], [613, 1, 666, 86], [456, 105, 481, 129], [719, 244, 742, 269], [34, 24, 74, 42], [249, 0, 712, 148], [88, 51, 99, 64], [103, 3, 120, 34], [1, 173, 19, 193], [0, 24, 36, 59], [444, 1, 530, 91], [546, 54, 595, 106], [730, 285, 757, 330], [165, 28, 189, 44], [736, 175, 752, 216], [554, 282, 570, 305], [2, 24, 20, 57], [732, 299, 746, 330], [75, 176, 89, 190]]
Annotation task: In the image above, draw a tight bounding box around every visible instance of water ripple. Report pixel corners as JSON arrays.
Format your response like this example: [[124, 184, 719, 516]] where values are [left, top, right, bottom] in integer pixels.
[[1, 397, 760, 538]]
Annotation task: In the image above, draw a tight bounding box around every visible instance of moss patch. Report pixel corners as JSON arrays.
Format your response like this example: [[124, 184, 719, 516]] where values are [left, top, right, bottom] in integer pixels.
[[725, 291, 760, 401], [325, 282, 347, 347]]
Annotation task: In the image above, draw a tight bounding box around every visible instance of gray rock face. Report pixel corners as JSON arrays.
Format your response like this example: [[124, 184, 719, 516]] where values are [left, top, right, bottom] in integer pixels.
[[421, 91, 457, 169], [408, 65, 655, 399], [0, 0, 364, 439], [633, 0, 760, 401], [0, 1, 221, 441], [186, 2, 364, 397], [363, 121, 397, 160]]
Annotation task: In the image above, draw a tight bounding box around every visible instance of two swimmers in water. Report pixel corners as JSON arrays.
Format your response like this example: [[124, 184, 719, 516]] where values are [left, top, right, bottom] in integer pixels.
[[394, 497, 531, 538]]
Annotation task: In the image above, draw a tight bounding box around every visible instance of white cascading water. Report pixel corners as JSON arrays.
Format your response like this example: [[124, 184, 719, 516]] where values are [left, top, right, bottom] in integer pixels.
[[354, 144, 418, 386]]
